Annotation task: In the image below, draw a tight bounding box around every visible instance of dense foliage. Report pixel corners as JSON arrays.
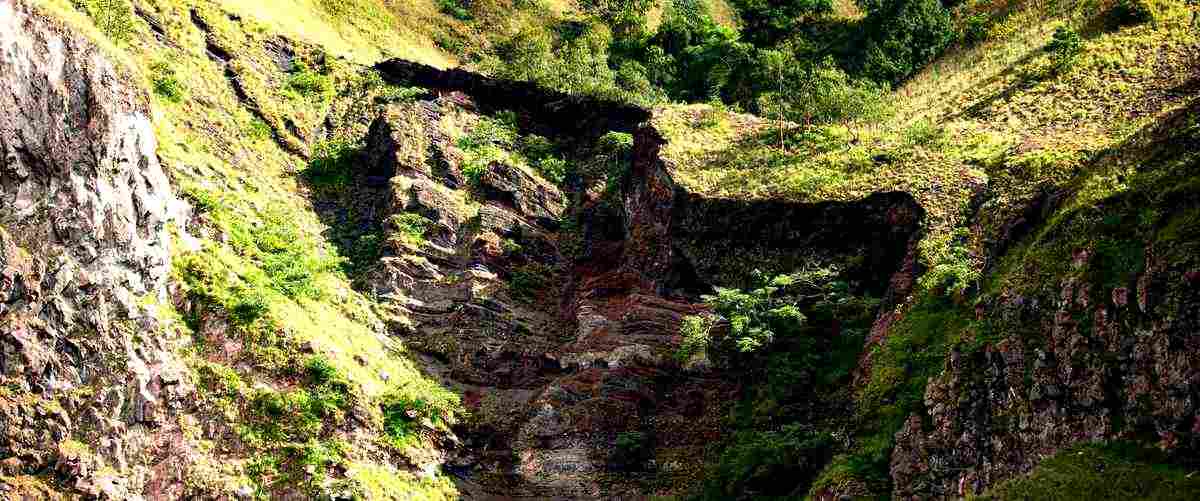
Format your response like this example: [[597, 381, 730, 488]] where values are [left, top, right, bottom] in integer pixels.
[[470, 0, 959, 126], [680, 269, 885, 498]]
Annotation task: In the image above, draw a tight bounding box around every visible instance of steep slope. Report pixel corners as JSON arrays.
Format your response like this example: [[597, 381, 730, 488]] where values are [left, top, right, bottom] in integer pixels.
[[4, 0, 1200, 499], [650, 0, 1200, 498]]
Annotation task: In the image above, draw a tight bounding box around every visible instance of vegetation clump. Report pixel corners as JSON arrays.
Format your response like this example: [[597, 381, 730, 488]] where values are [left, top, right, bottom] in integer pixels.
[[1046, 25, 1084, 74]]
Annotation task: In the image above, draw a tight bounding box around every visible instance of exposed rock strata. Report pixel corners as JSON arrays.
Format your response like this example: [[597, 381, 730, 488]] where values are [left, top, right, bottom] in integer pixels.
[[356, 63, 923, 498]]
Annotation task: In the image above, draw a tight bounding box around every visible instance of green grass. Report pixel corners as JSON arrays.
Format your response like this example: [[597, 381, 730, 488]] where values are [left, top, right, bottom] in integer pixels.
[[979, 442, 1200, 500], [48, 0, 473, 497]]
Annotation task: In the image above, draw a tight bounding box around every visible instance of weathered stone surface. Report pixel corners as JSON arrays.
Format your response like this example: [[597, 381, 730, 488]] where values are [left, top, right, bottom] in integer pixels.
[[353, 76, 925, 497], [0, 2, 189, 498]]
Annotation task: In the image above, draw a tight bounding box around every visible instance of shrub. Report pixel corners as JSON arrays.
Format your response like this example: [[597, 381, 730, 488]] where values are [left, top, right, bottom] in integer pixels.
[[458, 115, 520, 181], [676, 313, 717, 363], [243, 208, 340, 300], [1110, 0, 1154, 26], [75, 0, 136, 44], [457, 115, 518, 186], [534, 157, 569, 184], [150, 61, 186, 103], [597, 131, 634, 165], [757, 54, 891, 127], [520, 134, 556, 160], [903, 118, 945, 146], [509, 264, 551, 299], [681, 273, 809, 361], [917, 227, 979, 295], [858, 0, 955, 84], [962, 13, 991, 46], [703, 426, 834, 498], [1046, 25, 1083, 74], [245, 118, 274, 142], [381, 383, 462, 446], [729, 0, 834, 46], [306, 139, 358, 190], [389, 213, 433, 245], [304, 355, 341, 386], [438, 0, 473, 20], [580, 0, 656, 37], [288, 62, 334, 98]]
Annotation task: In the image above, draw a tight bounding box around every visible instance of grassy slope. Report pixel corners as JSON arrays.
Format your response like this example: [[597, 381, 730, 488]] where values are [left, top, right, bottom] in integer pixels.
[[33, 0, 484, 497], [35, 0, 750, 497], [658, 0, 1197, 241], [654, 0, 1199, 497], [978, 441, 1200, 500]]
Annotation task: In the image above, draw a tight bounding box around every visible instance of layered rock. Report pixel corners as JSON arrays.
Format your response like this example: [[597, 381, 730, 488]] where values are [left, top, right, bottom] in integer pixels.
[[0, 2, 189, 497], [358, 62, 925, 498]]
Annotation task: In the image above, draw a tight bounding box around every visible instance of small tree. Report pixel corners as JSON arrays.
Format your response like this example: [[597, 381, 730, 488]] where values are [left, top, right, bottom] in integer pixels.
[[1046, 25, 1083, 74]]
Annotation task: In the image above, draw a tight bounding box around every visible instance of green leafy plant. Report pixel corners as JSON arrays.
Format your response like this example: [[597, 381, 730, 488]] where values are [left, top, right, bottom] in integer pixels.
[[437, 0, 473, 21], [676, 313, 718, 363], [509, 263, 551, 299], [288, 62, 334, 98], [389, 213, 433, 245], [703, 426, 834, 498], [962, 13, 991, 46], [305, 139, 358, 191], [1110, 0, 1154, 26], [381, 383, 462, 448], [74, 0, 136, 44], [534, 156, 569, 184], [1046, 25, 1083, 74], [858, 0, 955, 84], [678, 272, 809, 362], [729, 0, 833, 46], [150, 61, 186, 103], [458, 115, 520, 185], [917, 227, 979, 295]]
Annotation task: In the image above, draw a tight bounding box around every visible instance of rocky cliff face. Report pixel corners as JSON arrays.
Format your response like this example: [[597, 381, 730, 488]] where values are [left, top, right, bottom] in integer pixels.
[[0, 1, 191, 498], [346, 60, 924, 498], [7, 3, 1195, 498], [889, 99, 1200, 499]]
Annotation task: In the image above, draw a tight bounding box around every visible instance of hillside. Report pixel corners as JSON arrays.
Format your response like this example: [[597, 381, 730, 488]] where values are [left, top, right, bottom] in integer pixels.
[[0, 0, 1198, 499]]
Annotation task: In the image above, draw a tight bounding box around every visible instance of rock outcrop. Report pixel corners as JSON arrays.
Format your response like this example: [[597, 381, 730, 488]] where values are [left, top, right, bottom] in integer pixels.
[[357, 61, 925, 498], [0, 2, 189, 497], [889, 99, 1200, 499]]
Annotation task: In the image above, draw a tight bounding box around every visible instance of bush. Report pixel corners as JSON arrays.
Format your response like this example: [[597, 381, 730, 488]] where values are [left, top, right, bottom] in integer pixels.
[[381, 383, 462, 446], [306, 140, 358, 191], [287, 62, 334, 98], [520, 134, 556, 160], [729, 0, 834, 46], [389, 213, 433, 245], [150, 61, 186, 103], [676, 313, 717, 363], [680, 273, 808, 361], [534, 156, 569, 184], [917, 227, 978, 295], [580, 0, 656, 37], [1046, 25, 1083, 74], [75, 0, 136, 44], [962, 13, 991, 46], [1110, 0, 1154, 26], [858, 0, 955, 84], [245, 118, 274, 142], [509, 264, 551, 299], [703, 426, 834, 498], [437, 0, 473, 20], [756, 54, 891, 127]]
